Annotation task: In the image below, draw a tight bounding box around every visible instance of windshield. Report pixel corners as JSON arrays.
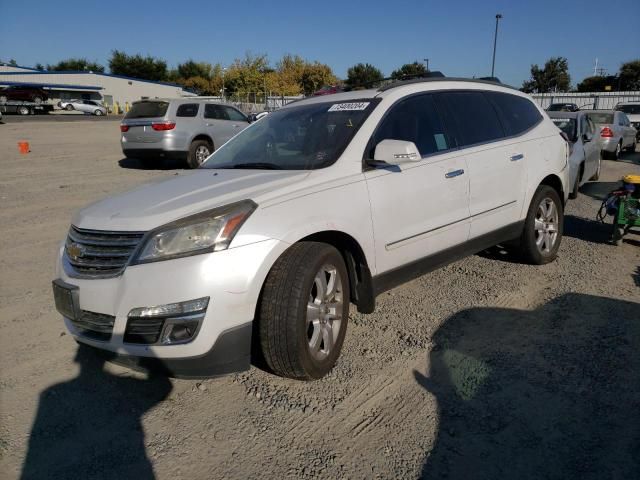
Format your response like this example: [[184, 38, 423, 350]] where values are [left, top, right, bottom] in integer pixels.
[[551, 118, 577, 141], [616, 105, 640, 115], [202, 100, 379, 170], [125, 101, 169, 119], [587, 113, 613, 124]]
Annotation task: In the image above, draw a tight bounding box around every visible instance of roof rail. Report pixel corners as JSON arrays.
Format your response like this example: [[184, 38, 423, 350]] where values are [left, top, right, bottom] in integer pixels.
[[377, 75, 516, 92]]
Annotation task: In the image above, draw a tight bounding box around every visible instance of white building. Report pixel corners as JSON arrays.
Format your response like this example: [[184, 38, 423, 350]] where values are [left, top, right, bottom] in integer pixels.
[[0, 64, 195, 112]]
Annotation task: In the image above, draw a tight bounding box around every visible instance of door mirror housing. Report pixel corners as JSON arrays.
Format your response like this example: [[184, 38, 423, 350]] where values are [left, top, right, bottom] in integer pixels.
[[373, 139, 422, 165]]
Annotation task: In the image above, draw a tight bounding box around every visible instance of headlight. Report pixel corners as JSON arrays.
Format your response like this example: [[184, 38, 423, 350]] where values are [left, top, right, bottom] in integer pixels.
[[132, 200, 257, 264]]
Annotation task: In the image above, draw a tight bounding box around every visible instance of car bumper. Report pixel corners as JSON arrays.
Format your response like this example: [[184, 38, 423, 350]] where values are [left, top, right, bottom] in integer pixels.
[[123, 148, 188, 161], [599, 137, 621, 152], [54, 238, 289, 377]]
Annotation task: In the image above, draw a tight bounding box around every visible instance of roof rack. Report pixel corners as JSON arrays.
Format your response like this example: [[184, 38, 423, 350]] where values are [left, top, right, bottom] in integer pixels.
[[377, 74, 516, 92]]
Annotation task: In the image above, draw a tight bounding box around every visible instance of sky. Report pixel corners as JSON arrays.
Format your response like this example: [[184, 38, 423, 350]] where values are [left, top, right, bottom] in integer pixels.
[[1, 0, 638, 88]]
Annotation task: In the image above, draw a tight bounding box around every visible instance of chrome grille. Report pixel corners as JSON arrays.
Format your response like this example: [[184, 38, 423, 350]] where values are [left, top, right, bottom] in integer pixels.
[[65, 226, 145, 278], [70, 310, 115, 341]]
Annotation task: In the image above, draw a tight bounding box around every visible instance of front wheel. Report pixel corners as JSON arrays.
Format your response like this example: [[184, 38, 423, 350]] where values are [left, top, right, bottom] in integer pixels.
[[65, 104, 74, 111], [18, 106, 30, 115], [33, 96, 43, 105], [518, 185, 563, 265], [187, 140, 212, 168], [94, 109, 103, 116], [258, 242, 350, 380]]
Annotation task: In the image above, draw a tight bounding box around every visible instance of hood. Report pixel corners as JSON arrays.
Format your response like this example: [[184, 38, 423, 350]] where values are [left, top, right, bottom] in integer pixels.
[[73, 169, 309, 231]]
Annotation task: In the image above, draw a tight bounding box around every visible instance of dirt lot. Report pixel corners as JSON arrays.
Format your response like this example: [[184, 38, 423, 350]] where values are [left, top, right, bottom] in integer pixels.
[[1, 119, 639, 479]]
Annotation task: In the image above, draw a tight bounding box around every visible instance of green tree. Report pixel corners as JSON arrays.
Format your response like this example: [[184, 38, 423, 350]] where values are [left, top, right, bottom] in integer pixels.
[[34, 63, 45, 70], [9, 59, 17, 66], [223, 53, 270, 95], [391, 61, 428, 80], [576, 75, 617, 92], [618, 60, 640, 91], [108, 50, 167, 81], [46, 58, 105, 72], [345, 63, 384, 89], [177, 60, 213, 80], [521, 57, 571, 93], [301, 62, 337, 95]]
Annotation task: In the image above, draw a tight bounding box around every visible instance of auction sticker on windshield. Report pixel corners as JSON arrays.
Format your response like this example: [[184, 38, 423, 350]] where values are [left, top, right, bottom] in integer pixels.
[[328, 102, 370, 112]]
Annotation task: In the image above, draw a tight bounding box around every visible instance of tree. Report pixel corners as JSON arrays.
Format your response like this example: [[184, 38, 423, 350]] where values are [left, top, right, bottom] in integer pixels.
[[46, 58, 105, 72], [391, 61, 428, 80], [9, 59, 17, 66], [576, 75, 617, 92], [108, 50, 167, 81], [345, 63, 384, 89], [618, 60, 640, 91], [223, 53, 270, 96], [301, 62, 337, 95], [34, 63, 45, 70], [176, 60, 213, 80], [521, 57, 570, 93]]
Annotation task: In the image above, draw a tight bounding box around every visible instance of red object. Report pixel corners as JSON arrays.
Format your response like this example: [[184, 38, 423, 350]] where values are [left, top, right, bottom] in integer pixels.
[[151, 122, 176, 131], [600, 126, 614, 138], [18, 141, 30, 154], [313, 85, 343, 96], [120, 125, 129, 132]]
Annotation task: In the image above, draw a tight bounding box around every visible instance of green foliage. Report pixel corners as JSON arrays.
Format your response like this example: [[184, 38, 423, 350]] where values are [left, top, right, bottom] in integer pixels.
[[346, 63, 384, 89], [619, 60, 640, 91], [177, 60, 213, 80], [576, 75, 617, 92], [108, 50, 167, 81], [521, 57, 570, 93], [46, 58, 105, 73], [391, 62, 428, 80]]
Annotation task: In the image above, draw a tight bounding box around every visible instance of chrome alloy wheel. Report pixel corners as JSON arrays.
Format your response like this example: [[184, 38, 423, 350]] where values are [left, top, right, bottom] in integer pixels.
[[306, 263, 343, 360], [195, 145, 211, 164], [534, 197, 559, 254]]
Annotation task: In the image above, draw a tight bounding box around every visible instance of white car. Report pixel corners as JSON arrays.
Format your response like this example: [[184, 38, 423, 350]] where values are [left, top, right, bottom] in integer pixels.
[[58, 99, 107, 116], [53, 78, 569, 380], [615, 102, 640, 142]]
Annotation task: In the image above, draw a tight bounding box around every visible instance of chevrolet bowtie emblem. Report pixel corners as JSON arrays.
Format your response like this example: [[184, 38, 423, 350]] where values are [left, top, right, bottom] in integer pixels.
[[67, 243, 85, 260]]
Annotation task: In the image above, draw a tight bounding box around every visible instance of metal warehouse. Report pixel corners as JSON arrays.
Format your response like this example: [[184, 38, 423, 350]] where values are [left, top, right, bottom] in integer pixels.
[[0, 64, 195, 112]]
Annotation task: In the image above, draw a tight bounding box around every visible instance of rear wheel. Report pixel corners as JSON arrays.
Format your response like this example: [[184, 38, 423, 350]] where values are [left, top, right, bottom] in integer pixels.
[[613, 141, 622, 160], [258, 242, 350, 380], [518, 185, 563, 265], [65, 104, 74, 111], [33, 96, 43, 105], [0, 95, 7, 103], [18, 106, 30, 115], [187, 140, 212, 168]]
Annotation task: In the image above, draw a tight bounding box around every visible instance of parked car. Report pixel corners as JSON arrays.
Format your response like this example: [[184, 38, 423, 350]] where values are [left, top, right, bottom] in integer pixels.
[[547, 103, 579, 112], [247, 111, 269, 122], [58, 99, 107, 116], [614, 102, 640, 141], [120, 99, 251, 168], [0, 85, 49, 104], [549, 111, 600, 198], [585, 110, 637, 159], [313, 85, 344, 96], [54, 79, 569, 380]]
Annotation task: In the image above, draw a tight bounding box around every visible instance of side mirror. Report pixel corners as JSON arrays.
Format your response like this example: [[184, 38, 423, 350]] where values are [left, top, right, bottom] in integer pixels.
[[583, 132, 593, 143], [373, 139, 421, 165]]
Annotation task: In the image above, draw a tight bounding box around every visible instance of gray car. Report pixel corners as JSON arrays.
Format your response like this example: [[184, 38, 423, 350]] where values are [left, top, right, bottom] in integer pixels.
[[585, 110, 637, 160], [58, 99, 107, 116], [549, 111, 601, 199], [120, 98, 251, 168]]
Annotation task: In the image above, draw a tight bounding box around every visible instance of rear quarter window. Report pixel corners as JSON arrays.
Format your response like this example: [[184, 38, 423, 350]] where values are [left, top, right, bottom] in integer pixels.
[[176, 103, 199, 117], [125, 101, 169, 119], [486, 92, 542, 136]]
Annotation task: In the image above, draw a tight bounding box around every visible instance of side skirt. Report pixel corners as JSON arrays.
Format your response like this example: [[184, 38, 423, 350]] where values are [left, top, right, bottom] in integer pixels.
[[371, 221, 524, 297]]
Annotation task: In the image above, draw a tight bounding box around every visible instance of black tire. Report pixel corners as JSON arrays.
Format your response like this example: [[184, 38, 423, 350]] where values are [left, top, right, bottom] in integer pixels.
[[94, 109, 103, 116], [258, 242, 350, 380], [33, 96, 43, 105], [0, 95, 7, 103], [18, 106, 30, 115], [65, 104, 74, 111], [568, 166, 581, 200], [187, 139, 213, 169], [518, 185, 563, 265]]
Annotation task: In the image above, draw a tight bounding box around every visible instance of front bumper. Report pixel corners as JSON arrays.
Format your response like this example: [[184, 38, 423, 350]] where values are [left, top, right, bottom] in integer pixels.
[[55, 238, 288, 376]]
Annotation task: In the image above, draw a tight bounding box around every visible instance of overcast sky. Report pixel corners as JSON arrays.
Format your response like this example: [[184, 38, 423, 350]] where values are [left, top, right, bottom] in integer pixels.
[[1, 0, 638, 87]]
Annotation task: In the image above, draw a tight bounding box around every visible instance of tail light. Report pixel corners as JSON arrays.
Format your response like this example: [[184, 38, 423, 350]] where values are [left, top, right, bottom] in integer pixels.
[[600, 126, 614, 138], [152, 122, 176, 131], [120, 125, 129, 132]]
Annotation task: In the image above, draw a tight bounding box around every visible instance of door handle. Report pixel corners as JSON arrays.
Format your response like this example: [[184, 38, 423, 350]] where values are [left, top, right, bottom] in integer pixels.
[[205, 123, 213, 127], [232, 124, 240, 128], [445, 169, 465, 178], [510, 153, 524, 161]]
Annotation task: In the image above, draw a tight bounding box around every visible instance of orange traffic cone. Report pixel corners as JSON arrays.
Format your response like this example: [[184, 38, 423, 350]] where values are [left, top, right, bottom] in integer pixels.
[[18, 141, 30, 154]]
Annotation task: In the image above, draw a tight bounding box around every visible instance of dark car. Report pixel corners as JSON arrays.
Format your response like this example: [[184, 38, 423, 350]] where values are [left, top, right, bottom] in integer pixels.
[[547, 103, 579, 112], [0, 86, 49, 104]]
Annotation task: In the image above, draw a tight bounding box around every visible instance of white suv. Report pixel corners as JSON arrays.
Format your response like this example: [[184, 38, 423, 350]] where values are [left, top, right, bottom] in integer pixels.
[[53, 78, 569, 380]]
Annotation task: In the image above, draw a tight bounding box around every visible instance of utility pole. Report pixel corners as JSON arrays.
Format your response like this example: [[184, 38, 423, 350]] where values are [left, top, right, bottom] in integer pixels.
[[491, 14, 503, 78], [423, 58, 430, 72]]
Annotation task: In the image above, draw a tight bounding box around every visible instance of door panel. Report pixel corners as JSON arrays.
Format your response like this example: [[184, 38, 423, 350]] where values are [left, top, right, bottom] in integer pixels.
[[203, 104, 234, 146]]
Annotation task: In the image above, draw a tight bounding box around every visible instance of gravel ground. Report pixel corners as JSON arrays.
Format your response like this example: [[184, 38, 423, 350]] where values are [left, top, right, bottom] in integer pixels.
[[1, 120, 639, 479]]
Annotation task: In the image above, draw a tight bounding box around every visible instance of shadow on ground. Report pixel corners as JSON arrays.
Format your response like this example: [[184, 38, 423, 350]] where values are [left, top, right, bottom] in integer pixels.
[[563, 214, 613, 244], [21, 345, 172, 480], [415, 293, 640, 479], [118, 157, 184, 171]]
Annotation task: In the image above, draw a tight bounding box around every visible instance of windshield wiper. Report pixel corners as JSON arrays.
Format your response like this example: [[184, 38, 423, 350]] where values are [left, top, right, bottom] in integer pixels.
[[226, 162, 282, 170]]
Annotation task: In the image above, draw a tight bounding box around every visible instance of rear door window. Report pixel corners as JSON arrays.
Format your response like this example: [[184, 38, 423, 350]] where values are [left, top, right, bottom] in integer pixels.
[[125, 101, 169, 119], [437, 91, 505, 147], [176, 103, 199, 117], [371, 94, 451, 157], [485, 92, 542, 136]]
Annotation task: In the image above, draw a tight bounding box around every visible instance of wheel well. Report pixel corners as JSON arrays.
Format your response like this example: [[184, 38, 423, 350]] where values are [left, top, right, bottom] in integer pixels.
[[192, 134, 214, 148], [300, 231, 375, 314], [540, 174, 564, 203]]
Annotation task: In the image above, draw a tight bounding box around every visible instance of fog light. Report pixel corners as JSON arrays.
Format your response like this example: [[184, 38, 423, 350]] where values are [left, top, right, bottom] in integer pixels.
[[125, 297, 209, 345]]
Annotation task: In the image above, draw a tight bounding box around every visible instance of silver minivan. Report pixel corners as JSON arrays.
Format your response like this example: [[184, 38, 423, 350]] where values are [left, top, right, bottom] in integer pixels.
[[120, 98, 251, 168]]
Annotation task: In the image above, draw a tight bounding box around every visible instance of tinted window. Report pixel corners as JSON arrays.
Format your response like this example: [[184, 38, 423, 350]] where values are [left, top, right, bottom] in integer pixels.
[[176, 103, 199, 117], [125, 101, 169, 119], [587, 112, 613, 125], [223, 106, 247, 122], [438, 92, 504, 147], [204, 104, 227, 120], [486, 92, 542, 136], [616, 104, 640, 115], [371, 94, 450, 157]]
